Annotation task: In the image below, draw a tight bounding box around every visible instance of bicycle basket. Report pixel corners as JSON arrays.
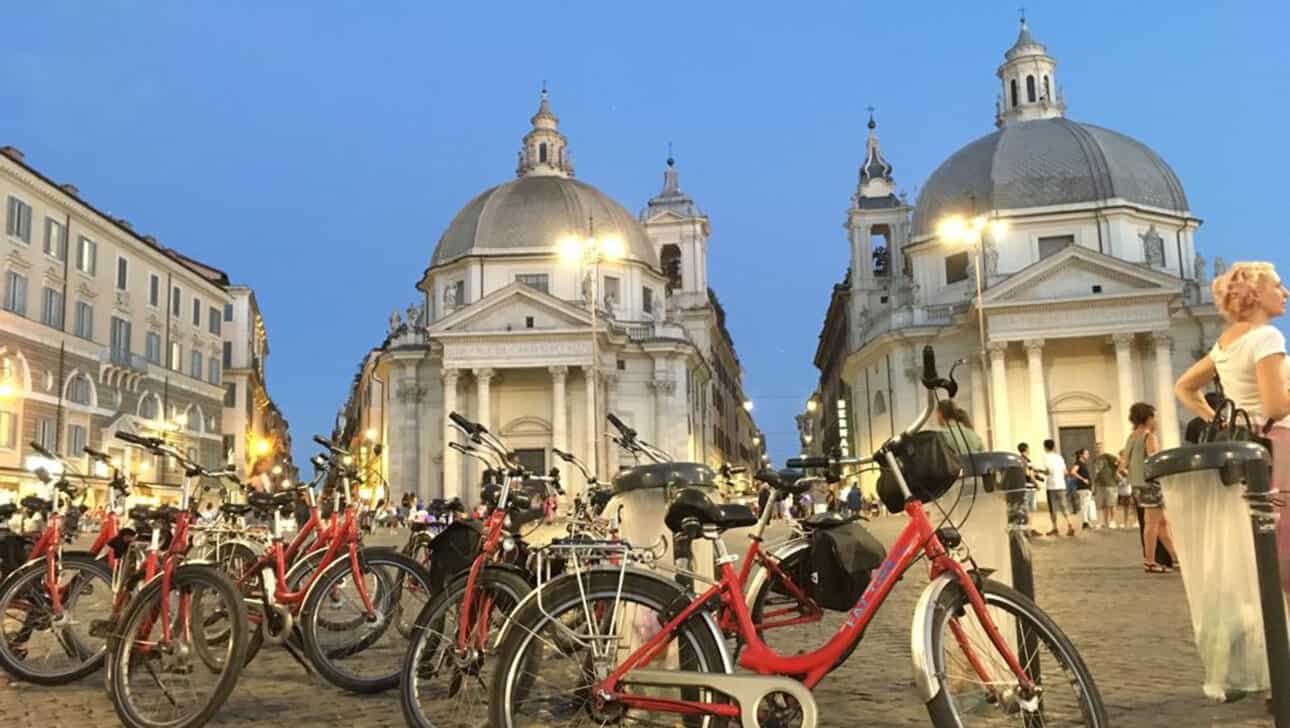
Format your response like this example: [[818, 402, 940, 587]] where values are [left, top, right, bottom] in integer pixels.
[[876, 430, 962, 514]]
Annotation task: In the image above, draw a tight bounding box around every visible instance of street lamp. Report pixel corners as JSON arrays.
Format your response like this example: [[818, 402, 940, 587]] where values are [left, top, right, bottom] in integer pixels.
[[742, 400, 754, 413], [806, 399, 818, 413], [936, 213, 1007, 449], [364, 427, 378, 442], [558, 221, 625, 478]]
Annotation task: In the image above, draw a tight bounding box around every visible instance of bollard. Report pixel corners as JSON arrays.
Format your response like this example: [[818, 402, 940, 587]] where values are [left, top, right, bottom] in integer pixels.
[[1242, 457, 1290, 727], [1005, 482, 1037, 602]]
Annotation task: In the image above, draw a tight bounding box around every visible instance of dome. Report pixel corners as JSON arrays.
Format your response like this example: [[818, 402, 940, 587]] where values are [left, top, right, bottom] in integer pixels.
[[912, 118, 1189, 237], [429, 175, 658, 268]]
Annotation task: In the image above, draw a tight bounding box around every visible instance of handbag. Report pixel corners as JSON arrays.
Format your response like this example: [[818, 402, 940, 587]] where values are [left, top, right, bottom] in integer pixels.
[[1201, 397, 1272, 451]]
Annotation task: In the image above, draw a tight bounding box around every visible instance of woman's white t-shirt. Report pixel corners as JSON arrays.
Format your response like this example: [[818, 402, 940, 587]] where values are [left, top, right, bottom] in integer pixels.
[[1210, 324, 1290, 426]]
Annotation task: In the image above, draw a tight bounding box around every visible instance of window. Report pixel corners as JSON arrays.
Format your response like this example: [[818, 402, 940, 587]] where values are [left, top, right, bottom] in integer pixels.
[[35, 418, 55, 451], [190, 350, 202, 378], [67, 373, 91, 405], [222, 341, 233, 368], [171, 286, 181, 316], [945, 252, 970, 284], [616, 359, 626, 371], [115, 256, 128, 290], [44, 219, 66, 260], [140, 395, 158, 420], [41, 287, 63, 329], [208, 307, 221, 335], [192, 298, 201, 326], [67, 424, 86, 456], [660, 244, 682, 292], [642, 287, 654, 314], [1010, 79, 1019, 108], [0, 410, 15, 449], [149, 274, 160, 307], [524, 316, 534, 329], [221, 434, 235, 461], [169, 341, 181, 371], [1038, 234, 1075, 260], [603, 276, 621, 306], [208, 357, 221, 385], [452, 280, 465, 305], [5, 196, 31, 243], [3, 271, 28, 315], [1043, 75, 1051, 100], [145, 331, 161, 364], [538, 143, 548, 163], [110, 316, 132, 361], [224, 383, 237, 408], [515, 273, 549, 294], [223, 303, 233, 321], [76, 237, 97, 275], [1026, 75, 1036, 103], [74, 301, 93, 340]]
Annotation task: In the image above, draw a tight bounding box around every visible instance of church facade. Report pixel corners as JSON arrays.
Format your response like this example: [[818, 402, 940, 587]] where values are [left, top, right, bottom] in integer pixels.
[[809, 20, 1221, 485], [338, 92, 761, 506]]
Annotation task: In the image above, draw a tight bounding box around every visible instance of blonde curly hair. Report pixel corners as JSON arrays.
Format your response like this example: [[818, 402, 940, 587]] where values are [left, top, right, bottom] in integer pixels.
[[1212, 261, 1281, 322]]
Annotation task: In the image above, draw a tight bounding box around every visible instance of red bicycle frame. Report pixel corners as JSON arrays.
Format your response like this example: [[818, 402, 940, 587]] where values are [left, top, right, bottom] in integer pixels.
[[454, 505, 509, 651], [716, 536, 820, 634], [600, 498, 1037, 717]]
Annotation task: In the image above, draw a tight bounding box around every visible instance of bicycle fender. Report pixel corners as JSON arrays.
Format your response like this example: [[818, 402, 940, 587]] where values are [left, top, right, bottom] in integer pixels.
[[910, 572, 959, 703]]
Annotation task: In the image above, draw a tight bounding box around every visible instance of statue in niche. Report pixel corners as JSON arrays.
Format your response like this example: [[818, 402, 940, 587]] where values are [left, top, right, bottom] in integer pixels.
[[1194, 253, 1207, 286], [388, 309, 402, 334], [983, 240, 999, 276], [1213, 256, 1227, 278], [1139, 225, 1166, 268], [443, 284, 458, 310]]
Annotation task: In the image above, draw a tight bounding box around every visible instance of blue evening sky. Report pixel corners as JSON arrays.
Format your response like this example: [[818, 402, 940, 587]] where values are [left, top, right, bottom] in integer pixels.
[[3, 2, 1287, 467]]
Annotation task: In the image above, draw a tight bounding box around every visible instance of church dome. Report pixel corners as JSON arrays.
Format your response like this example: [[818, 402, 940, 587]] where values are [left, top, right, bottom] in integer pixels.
[[912, 117, 1190, 238], [430, 175, 657, 268]]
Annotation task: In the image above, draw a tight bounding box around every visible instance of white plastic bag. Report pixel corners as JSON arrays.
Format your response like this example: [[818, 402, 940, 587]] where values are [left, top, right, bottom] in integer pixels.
[[1160, 470, 1285, 700]]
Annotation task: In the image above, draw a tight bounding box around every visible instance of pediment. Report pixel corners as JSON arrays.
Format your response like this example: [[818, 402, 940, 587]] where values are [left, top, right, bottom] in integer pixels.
[[429, 282, 591, 334], [984, 245, 1182, 306]]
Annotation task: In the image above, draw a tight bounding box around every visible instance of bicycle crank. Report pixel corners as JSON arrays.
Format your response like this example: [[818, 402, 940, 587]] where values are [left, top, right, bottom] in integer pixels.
[[623, 669, 818, 728], [260, 603, 295, 646]]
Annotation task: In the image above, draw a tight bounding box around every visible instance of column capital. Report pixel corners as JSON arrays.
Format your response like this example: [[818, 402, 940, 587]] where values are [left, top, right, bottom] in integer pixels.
[[987, 340, 1009, 356], [474, 367, 496, 382], [442, 368, 460, 384], [548, 364, 569, 379], [1023, 338, 1045, 355], [1151, 332, 1173, 349], [1110, 332, 1136, 347], [650, 377, 677, 395]]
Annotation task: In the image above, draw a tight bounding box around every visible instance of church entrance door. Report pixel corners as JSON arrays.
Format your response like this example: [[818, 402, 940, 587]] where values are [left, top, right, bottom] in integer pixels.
[[514, 449, 546, 476], [1057, 426, 1095, 467]]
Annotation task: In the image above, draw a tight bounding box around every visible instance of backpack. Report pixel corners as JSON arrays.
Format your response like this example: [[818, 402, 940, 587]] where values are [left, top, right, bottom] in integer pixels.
[[808, 521, 886, 611]]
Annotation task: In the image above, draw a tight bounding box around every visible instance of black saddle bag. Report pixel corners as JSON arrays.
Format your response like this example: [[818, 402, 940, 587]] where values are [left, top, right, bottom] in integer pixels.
[[808, 521, 886, 611]]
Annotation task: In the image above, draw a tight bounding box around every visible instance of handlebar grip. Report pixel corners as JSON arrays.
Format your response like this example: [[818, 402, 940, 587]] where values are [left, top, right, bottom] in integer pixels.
[[313, 434, 336, 450], [115, 431, 160, 448], [786, 456, 831, 469], [606, 413, 635, 437], [728, 466, 747, 475], [83, 445, 109, 461], [448, 411, 478, 433], [921, 345, 938, 387], [29, 441, 54, 459]]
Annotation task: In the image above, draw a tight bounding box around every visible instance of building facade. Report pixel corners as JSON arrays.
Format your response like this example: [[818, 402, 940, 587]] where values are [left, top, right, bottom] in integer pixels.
[[0, 145, 291, 503], [821, 20, 1220, 493], [338, 91, 762, 506]]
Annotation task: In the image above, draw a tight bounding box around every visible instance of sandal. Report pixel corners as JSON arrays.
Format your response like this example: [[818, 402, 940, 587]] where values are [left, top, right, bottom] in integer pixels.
[[1144, 563, 1169, 574]]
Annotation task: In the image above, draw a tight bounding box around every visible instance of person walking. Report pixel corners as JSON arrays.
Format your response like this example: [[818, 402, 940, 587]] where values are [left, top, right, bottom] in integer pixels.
[[1121, 402, 1180, 573], [1091, 444, 1120, 528], [1018, 443, 1044, 536], [1042, 439, 1078, 536], [1070, 448, 1095, 530], [1176, 260, 1290, 595], [846, 485, 863, 517]]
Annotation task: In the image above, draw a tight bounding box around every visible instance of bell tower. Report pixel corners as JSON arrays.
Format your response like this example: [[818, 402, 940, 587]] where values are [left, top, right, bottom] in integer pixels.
[[517, 84, 574, 177], [641, 149, 710, 306], [995, 17, 1066, 127], [846, 111, 910, 305]]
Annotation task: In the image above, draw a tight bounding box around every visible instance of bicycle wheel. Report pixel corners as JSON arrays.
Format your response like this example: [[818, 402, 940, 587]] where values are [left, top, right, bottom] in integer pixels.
[[201, 541, 264, 668], [926, 578, 1107, 727], [298, 548, 433, 693], [489, 570, 731, 728], [0, 553, 112, 685], [399, 567, 529, 728], [744, 542, 863, 666], [109, 564, 248, 728]]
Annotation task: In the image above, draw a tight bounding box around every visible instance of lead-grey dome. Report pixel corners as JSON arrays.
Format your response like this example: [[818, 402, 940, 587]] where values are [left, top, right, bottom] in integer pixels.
[[912, 118, 1189, 236], [430, 175, 657, 268]]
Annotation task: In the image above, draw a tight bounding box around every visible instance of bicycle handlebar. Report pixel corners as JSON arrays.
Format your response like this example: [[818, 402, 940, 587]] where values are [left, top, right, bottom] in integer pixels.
[[29, 441, 55, 459], [607, 412, 634, 437]]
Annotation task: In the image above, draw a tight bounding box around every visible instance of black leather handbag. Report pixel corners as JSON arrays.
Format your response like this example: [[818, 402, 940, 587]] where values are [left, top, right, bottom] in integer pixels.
[[1201, 397, 1272, 451]]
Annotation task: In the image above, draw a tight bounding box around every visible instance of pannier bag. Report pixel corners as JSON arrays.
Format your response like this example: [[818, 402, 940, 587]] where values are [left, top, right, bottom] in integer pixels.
[[809, 521, 887, 611], [426, 520, 482, 592], [877, 430, 963, 513]]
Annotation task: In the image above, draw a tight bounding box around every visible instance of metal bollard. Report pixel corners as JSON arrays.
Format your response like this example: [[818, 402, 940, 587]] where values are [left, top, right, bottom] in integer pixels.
[[1242, 459, 1290, 727]]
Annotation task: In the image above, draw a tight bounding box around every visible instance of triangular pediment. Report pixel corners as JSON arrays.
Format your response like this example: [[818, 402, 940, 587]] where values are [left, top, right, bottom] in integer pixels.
[[429, 282, 592, 334], [983, 245, 1182, 306]]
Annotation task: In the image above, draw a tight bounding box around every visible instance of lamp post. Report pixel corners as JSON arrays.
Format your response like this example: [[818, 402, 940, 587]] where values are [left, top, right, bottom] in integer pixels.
[[559, 220, 625, 479]]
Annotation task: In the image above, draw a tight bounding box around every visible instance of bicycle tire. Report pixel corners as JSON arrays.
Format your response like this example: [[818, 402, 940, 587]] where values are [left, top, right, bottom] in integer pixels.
[[396, 539, 434, 640], [298, 548, 433, 693], [489, 569, 731, 728], [109, 564, 248, 728], [0, 553, 112, 685], [399, 566, 530, 728], [203, 541, 264, 668], [925, 578, 1107, 728]]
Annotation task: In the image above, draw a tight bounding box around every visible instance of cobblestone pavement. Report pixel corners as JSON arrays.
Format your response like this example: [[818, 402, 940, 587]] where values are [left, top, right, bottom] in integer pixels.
[[0, 518, 1277, 727]]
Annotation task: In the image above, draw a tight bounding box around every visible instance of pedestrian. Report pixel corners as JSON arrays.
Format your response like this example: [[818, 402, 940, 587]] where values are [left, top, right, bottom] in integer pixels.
[[934, 400, 984, 454], [756, 481, 771, 519], [1070, 448, 1094, 530], [846, 485, 862, 517], [1042, 439, 1078, 537], [1175, 260, 1290, 594], [1115, 450, 1137, 528], [1018, 443, 1042, 515], [1091, 443, 1120, 528], [1121, 402, 1180, 573]]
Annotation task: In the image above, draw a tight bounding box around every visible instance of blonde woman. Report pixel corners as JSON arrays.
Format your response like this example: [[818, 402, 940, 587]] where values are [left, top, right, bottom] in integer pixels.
[[1175, 261, 1290, 594]]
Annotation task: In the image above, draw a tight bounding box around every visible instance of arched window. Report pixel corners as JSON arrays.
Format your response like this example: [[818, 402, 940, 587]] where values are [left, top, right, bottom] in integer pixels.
[[660, 244, 683, 293], [1009, 79, 1019, 108], [139, 394, 159, 420], [1026, 75, 1036, 103], [1043, 75, 1051, 100], [67, 373, 91, 405], [539, 143, 548, 163]]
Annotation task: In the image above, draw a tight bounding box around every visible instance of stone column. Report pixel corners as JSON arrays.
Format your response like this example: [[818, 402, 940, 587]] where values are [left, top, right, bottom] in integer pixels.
[[442, 368, 460, 501], [1024, 339, 1049, 443], [988, 342, 1012, 451], [584, 366, 598, 480], [604, 373, 619, 474], [1153, 333, 1181, 448], [970, 356, 989, 447], [1112, 333, 1137, 443], [549, 366, 569, 495], [473, 367, 495, 499]]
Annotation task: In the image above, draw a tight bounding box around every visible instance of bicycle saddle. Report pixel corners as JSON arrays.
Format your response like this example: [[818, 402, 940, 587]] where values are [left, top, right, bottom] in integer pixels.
[[663, 487, 757, 532], [220, 503, 254, 517], [21, 496, 52, 512], [755, 468, 811, 495]]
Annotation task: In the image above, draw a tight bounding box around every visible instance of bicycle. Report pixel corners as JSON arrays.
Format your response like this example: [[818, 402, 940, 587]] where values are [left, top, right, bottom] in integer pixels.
[[0, 442, 120, 685], [489, 346, 1108, 728]]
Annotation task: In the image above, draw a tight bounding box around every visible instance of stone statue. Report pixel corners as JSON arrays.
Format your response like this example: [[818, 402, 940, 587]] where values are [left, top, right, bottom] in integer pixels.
[[1213, 256, 1227, 278], [443, 284, 458, 310], [580, 272, 592, 302], [405, 302, 421, 328], [388, 309, 402, 334], [984, 240, 999, 276], [1140, 225, 1166, 268], [1194, 253, 1207, 285]]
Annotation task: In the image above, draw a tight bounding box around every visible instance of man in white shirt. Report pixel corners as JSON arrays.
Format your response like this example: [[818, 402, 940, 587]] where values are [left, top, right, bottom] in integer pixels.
[[1043, 439, 1077, 537]]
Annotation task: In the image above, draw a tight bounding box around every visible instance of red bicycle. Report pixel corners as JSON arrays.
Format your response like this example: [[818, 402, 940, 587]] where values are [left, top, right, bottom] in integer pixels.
[[490, 347, 1107, 728]]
